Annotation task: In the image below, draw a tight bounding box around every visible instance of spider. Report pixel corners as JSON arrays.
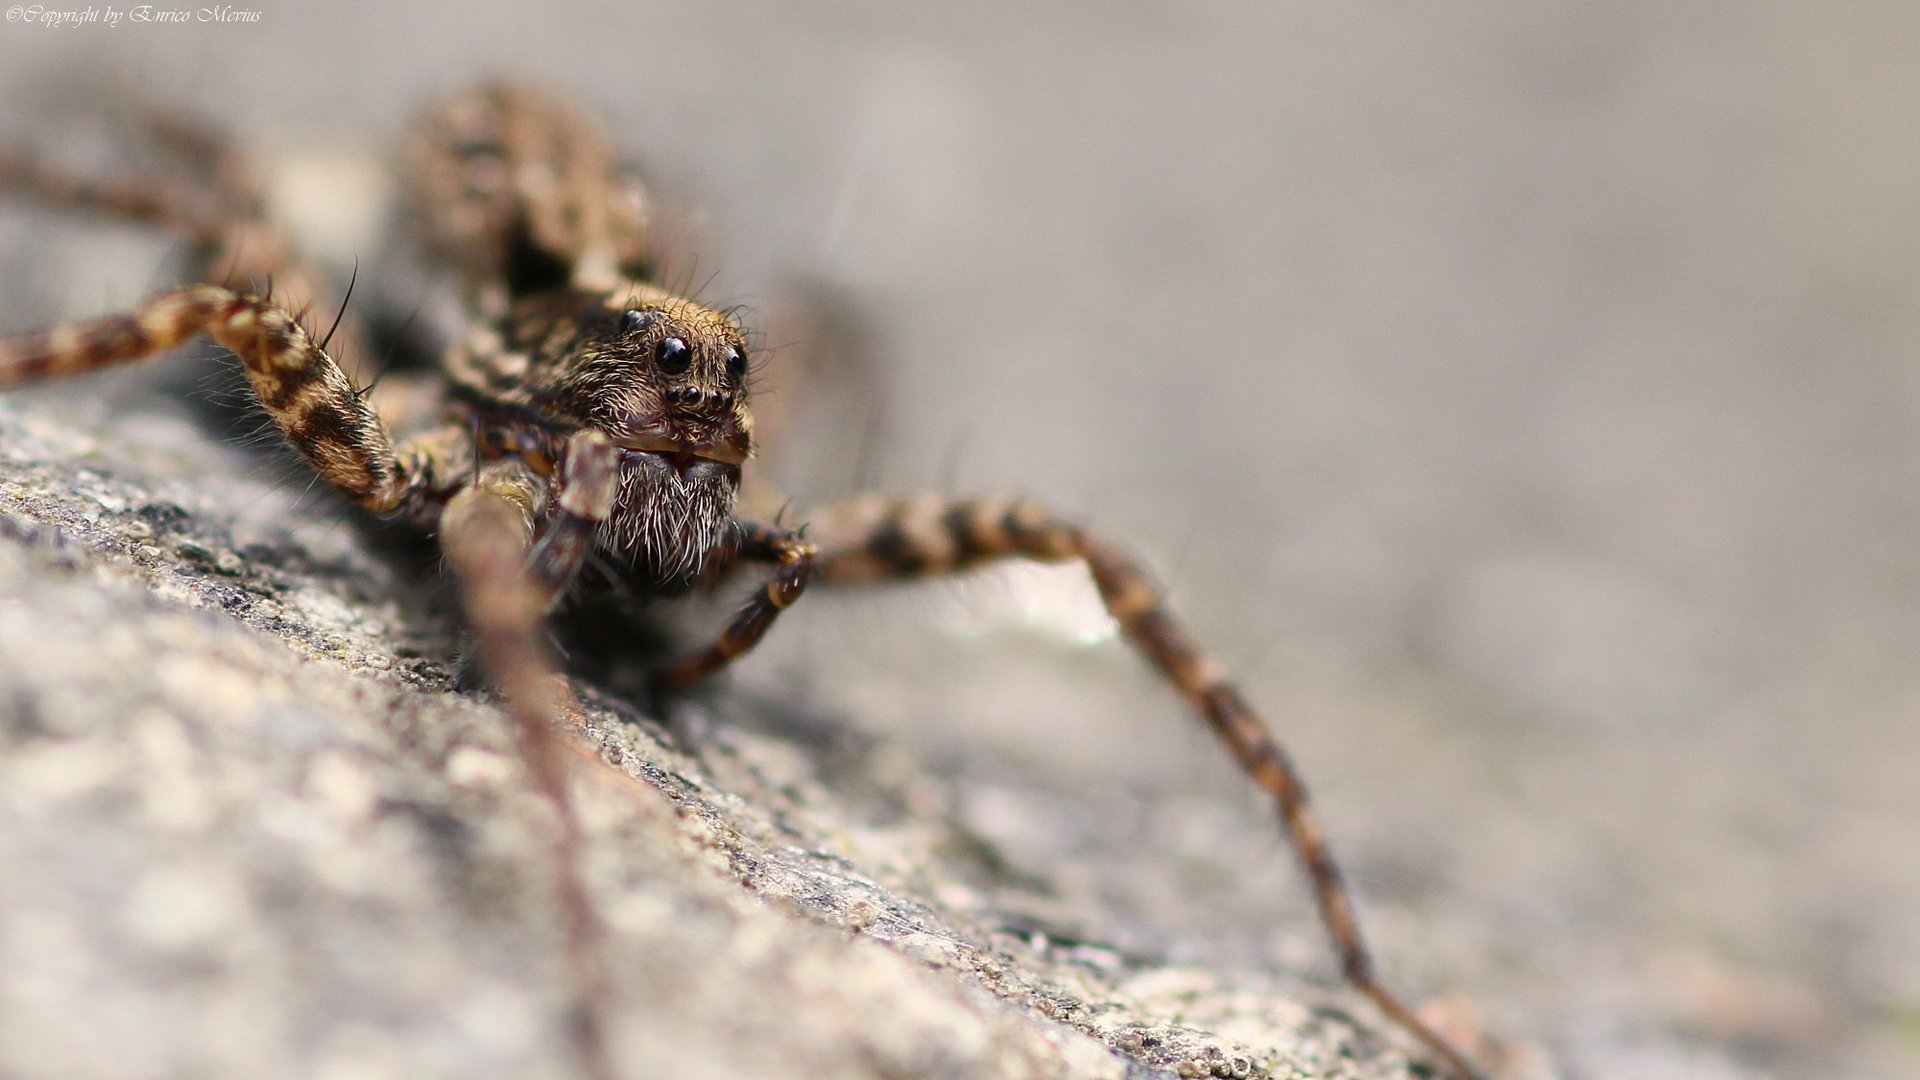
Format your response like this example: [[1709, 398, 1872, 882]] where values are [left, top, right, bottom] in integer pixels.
[[0, 85, 1487, 1080]]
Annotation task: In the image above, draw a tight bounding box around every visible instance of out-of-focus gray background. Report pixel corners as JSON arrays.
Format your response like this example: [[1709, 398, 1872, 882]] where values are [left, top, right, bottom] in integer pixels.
[[3, 4, 1917, 1078]]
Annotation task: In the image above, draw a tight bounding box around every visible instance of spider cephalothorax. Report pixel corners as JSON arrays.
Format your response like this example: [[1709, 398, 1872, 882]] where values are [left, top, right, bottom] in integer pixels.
[[448, 286, 755, 585]]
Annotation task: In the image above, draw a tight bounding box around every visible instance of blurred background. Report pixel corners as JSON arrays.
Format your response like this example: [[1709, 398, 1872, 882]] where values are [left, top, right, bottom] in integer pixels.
[[3, 4, 1918, 1077]]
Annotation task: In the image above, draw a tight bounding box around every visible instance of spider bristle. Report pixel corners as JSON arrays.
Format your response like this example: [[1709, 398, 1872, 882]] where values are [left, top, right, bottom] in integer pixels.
[[319, 258, 359, 353]]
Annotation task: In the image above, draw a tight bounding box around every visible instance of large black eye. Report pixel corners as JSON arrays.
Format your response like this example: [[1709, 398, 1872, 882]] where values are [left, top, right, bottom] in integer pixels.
[[656, 337, 691, 374], [621, 308, 654, 334], [725, 347, 747, 383]]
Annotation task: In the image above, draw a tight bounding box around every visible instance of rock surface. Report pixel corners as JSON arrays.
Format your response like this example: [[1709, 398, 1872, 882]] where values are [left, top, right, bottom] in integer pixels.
[[0, 388, 1449, 1079]]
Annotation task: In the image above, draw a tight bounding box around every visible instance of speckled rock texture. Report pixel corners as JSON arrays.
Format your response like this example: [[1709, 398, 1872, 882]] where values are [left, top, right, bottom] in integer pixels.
[[0, 393, 1451, 1079]]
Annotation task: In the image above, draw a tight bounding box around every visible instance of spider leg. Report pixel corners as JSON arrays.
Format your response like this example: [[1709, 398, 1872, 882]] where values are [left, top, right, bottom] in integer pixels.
[[0, 284, 410, 511], [115, 107, 265, 215], [1, 141, 376, 382], [802, 494, 1487, 1080], [1, 99, 264, 229], [0, 153, 227, 242], [438, 430, 620, 1080], [0, 285, 627, 1076], [652, 520, 817, 692]]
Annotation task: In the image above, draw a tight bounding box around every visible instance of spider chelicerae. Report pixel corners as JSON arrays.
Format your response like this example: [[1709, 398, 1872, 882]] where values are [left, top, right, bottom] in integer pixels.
[[0, 84, 1487, 1080]]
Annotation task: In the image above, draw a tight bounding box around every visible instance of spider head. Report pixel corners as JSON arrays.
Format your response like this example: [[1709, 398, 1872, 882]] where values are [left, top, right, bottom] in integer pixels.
[[600, 301, 754, 465], [565, 295, 755, 585]]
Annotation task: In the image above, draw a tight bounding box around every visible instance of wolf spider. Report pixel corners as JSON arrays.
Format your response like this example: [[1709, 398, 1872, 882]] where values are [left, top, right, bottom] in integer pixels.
[[0, 85, 1486, 1079]]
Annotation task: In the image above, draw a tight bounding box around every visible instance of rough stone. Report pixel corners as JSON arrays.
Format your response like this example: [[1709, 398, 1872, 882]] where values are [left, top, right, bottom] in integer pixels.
[[0, 390, 1442, 1079]]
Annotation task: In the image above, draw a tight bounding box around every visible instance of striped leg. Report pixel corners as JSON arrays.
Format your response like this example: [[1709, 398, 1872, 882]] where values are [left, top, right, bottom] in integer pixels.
[[117, 108, 265, 214], [439, 430, 619, 1080], [2, 142, 375, 382], [652, 521, 817, 692], [0, 285, 405, 512], [0, 153, 227, 242], [807, 495, 1486, 1080]]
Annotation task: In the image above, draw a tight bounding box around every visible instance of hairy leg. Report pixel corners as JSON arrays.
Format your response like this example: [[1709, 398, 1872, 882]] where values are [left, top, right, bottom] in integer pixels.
[[0, 284, 407, 511], [1, 129, 376, 382], [438, 431, 620, 1080], [651, 520, 817, 692], [800, 493, 1486, 1080], [0, 278, 629, 1076], [115, 107, 265, 216], [0, 153, 226, 242]]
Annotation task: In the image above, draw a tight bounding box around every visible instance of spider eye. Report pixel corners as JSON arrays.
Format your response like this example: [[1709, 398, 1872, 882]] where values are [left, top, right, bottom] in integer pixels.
[[726, 347, 747, 383], [656, 337, 691, 374], [621, 309, 654, 334]]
